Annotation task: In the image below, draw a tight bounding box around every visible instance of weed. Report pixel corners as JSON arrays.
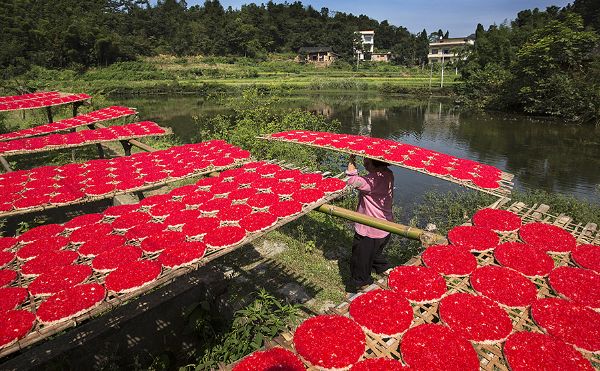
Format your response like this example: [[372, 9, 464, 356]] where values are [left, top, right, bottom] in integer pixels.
[[185, 289, 299, 370]]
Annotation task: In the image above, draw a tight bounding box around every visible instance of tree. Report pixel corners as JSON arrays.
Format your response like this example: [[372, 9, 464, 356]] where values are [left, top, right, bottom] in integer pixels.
[[510, 13, 599, 119], [569, 0, 600, 32], [415, 29, 430, 65]]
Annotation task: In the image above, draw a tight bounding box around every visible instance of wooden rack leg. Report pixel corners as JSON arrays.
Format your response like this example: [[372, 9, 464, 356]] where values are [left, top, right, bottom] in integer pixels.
[[72, 102, 83, 117], [87, 124, 105, 159], [0, 156, 12, 173], [46, 107, 53, 123], [120, 140, 133, 156]]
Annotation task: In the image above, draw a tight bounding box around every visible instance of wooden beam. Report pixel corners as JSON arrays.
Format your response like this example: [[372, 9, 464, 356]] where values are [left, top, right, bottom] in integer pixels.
[[87, 124, 105, 159], [46, 107, 53, 123], [0, 156, 12, 173], [94, 122, 157, 153]]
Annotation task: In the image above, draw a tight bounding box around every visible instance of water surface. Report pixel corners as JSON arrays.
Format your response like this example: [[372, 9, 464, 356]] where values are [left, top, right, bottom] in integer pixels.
[[108, 94, 600, 210]]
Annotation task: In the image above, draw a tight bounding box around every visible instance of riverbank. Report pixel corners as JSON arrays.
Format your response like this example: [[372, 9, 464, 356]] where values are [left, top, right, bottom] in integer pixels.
[[16, 55, 457, 97]]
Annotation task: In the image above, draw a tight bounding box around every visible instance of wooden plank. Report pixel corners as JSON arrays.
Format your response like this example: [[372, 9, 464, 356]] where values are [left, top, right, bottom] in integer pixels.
[[0, 155, 11, 172], [531, 204, 550, 220]]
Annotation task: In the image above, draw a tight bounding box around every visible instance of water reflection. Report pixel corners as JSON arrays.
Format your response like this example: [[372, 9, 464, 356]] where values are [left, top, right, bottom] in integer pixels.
[[108, 94, 600, 205]]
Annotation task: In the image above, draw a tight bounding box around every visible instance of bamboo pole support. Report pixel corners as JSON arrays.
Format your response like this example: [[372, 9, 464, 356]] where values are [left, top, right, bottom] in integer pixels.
[[316, 203, 447, 245], [94, 122, 157, 153], [87, 124, 105, 159], [0, 156, 12, 172]]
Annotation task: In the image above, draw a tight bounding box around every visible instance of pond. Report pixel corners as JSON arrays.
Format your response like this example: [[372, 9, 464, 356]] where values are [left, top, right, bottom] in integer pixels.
[[107, 93, 600, 212]]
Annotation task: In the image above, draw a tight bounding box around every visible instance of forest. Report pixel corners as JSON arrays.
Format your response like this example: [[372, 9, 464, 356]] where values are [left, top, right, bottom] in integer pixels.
[[0, 0, 430, 75], [458, 1, 600, 123]]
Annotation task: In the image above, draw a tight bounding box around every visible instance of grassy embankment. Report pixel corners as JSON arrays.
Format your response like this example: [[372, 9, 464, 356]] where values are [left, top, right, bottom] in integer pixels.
[[15, 54, 458, 96]]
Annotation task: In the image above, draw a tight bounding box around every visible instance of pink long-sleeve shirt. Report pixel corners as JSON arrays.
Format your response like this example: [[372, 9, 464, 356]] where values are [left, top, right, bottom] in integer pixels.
[[346, 168, 394, 238]]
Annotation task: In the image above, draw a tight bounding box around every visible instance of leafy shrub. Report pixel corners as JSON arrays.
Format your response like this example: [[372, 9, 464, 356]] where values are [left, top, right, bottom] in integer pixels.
[[455, 63, 513, 109], [23, 66, 79, 82], [413, 191, 495, 235], [511, 189, 600, 225], [194, 89, 340, 168], [412, 189, 600, 232], [187, 290, 299, 370]]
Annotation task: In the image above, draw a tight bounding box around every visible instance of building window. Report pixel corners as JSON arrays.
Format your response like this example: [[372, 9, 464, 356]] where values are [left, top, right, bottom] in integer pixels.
[[431, 49, 438, 54], [443, 49, 450, 54]]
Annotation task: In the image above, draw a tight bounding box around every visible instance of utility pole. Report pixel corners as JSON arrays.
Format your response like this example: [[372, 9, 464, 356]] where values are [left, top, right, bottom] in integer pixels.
[[428, 61, 433, 91], [436, 36, 445, 88], [440, 55, 445, 88]]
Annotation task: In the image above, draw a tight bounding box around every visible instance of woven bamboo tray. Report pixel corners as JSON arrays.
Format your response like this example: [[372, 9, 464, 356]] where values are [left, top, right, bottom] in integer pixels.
[[259, 135, 515, 199], [0, 128, 171, 157], [236, 201, 600, 370], [0, 167, 352, 359], [0, 159, 250, 219], [0, 109, 137, 142], [0, 92, 91, 112]]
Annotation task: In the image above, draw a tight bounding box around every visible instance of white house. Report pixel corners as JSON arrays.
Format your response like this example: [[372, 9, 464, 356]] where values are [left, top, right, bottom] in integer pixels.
[[356, 30, 375, 60], [427, 37, 474, 63]]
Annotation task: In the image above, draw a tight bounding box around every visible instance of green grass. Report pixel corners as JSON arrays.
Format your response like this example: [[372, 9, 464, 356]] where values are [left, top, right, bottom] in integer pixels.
[[14, 54, 458, 96]]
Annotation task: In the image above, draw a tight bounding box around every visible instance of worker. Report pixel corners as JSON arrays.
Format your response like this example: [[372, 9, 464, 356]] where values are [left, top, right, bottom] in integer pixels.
[[346, 154, 394, 291]]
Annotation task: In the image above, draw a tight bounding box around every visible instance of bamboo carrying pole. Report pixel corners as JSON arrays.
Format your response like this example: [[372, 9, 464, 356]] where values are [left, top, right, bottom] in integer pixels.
[[316, 203, 447, 245]]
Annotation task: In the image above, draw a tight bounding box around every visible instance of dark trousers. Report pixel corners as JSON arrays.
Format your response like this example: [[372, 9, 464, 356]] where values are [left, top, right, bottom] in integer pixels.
[[350, 232, 391, 287]]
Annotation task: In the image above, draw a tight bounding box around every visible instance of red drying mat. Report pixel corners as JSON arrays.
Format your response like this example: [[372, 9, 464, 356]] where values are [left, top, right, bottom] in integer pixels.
[[504, 332, 594, 371], [400, 324, 479, 371], [470, 265, 537, 308], [293, 315, 365, 370], [387, 266, 447, 304], [36, 283, 106, 325]]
